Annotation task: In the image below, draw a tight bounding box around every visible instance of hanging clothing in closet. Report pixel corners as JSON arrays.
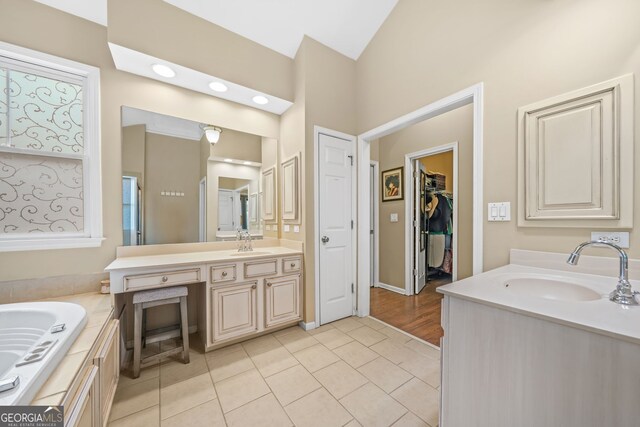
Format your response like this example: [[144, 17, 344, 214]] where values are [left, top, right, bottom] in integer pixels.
[[426, 192, 453, 274]]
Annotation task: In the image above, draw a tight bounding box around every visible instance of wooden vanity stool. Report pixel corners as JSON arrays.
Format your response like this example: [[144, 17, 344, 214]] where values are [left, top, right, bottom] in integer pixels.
[[132, 286, 190, 378]]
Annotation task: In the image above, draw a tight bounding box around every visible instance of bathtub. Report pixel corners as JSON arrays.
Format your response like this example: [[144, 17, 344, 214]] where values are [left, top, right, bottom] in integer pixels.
[[0, 302, 87, 405]]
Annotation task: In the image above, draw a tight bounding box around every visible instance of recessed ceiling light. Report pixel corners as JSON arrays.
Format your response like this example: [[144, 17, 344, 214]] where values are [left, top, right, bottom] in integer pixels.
[[151, 64, 176, 78], [209, 81, 228, 92], [252, 95, 269, 105], [224, 159, 234, 163], [243, 161, 251, 165]]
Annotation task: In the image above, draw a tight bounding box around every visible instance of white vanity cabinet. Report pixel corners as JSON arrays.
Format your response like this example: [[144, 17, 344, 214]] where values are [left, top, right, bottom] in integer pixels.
[[204, 254, 303, 349], [106, 244, 304, 352], [210, 281, 258, 342], [265, 275, 301, 328]]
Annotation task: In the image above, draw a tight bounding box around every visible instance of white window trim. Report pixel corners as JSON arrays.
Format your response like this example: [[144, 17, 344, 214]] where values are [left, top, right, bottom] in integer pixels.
[[0, 41, 103, 252]]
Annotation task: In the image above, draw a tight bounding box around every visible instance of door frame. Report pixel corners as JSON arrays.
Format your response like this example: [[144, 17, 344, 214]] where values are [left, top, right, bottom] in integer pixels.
[[404, 143, 459, 296], [314, 126, 358, 328], [370, 160, 380, 288], [357, 82, 484, 316]]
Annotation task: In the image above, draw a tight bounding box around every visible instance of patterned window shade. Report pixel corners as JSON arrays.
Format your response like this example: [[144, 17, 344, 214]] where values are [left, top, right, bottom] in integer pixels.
[[0, 64, 86, 236]]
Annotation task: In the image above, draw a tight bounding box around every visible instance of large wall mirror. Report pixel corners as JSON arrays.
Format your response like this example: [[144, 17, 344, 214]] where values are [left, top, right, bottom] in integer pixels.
[[120, 107, 278, 245]]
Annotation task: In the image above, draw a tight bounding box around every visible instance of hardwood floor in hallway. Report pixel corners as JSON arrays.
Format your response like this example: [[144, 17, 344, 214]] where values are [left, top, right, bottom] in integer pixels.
[[370, 277, 451, 346]]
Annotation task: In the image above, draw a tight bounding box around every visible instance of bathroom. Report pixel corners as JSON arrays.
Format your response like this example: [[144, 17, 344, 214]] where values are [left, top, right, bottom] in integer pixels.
[[0, 0, 639, 426]]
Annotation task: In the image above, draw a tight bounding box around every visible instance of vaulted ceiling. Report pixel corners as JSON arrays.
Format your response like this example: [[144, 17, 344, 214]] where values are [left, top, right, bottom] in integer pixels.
[[34, 0, 398, 60]]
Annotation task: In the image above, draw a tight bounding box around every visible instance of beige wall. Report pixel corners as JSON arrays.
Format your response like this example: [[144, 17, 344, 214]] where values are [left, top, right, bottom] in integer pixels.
[[107, 0, 293, 101], [210, 128, 263, 163], [143, 133, 200, 245], [421, 151, 453, 194], [0, 0, 279, 282], [121, 125, 146, 184], [374, 105, 474, 289], [358, 0, 640, 271]]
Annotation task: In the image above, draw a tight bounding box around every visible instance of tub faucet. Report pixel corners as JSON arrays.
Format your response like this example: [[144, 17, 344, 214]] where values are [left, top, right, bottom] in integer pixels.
[[567, 241, 638, 305]]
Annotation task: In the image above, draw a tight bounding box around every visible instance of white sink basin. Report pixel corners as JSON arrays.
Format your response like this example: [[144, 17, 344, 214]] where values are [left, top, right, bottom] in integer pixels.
[[229, 251, 272, 257], [503, 277, 602, 302]]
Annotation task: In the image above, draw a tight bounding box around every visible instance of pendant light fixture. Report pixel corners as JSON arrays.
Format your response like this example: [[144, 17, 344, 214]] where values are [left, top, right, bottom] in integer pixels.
[[203, 125, 222, 144]]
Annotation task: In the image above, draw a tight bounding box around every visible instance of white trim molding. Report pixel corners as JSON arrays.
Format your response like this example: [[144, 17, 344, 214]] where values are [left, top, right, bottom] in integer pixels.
[[0, 42, 103, 252], [357, 83, 484, 317], [298, 321, 316, 331], [376, 282, 406, 295]]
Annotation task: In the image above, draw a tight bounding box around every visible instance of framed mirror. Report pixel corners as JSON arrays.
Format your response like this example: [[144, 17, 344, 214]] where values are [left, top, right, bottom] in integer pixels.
[[120, 107, 278, 245]]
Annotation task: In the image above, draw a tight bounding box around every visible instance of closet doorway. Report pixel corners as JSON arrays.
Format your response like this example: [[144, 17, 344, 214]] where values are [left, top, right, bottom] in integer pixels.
[[410, 143, 457, 296], [368, 99, 475, 346]]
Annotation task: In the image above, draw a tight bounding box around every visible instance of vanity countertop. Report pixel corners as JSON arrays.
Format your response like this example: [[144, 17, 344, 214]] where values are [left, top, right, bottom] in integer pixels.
[[105, 246, 302, 271], [438, 263, 640, 345], [32, 291, 114, 405]]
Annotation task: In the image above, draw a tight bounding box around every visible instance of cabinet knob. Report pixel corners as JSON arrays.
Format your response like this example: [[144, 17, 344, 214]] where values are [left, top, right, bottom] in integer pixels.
[[290, 263, 296, 268], [267, 282, 272, 287], [221, 271, 228, 277], [161, 276, 168, 283], [251, 284, 257, 290]]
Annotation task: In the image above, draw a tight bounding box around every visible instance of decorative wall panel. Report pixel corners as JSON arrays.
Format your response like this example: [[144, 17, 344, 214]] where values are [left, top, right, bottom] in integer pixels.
[[517, 74, 634, 228]]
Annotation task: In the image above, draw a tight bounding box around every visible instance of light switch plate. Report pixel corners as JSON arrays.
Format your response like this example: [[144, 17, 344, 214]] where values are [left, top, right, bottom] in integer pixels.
[[591, 231, 630, 248], [294, 225, 300, 233], [390, 213, 399, 223], [273, 224, 278, 231], [488, 202, 511, 222], [284, 224, 290, 232]]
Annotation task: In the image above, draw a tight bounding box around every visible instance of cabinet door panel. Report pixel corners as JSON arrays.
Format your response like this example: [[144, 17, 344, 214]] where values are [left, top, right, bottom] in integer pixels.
[[265, 275, 301, 328], [66, 366, 99, 427], [95, 320, 119, 427], [211, 282, 258, 342]]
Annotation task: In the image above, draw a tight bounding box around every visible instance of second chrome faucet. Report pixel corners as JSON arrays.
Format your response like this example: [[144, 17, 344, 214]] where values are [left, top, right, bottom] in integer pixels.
[[567, 240, 638, 305]]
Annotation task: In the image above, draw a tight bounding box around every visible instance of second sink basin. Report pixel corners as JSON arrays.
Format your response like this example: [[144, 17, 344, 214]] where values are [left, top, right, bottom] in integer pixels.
[[502, 277, 602, 302]]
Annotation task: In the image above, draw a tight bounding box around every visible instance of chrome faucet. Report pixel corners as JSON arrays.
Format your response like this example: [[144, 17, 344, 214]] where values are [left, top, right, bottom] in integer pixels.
[[567, 241, 638, 305], [244, 231, 253, 252], [237, 230, 253, 252]]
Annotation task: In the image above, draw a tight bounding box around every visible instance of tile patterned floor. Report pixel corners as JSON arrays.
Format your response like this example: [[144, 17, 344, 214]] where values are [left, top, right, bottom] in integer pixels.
[[107, 317, 440, 427]]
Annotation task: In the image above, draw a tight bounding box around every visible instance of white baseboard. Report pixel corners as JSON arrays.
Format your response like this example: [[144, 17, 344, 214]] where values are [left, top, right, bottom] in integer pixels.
[[376, 282, 407, 295], [299, 321, 316, 331]]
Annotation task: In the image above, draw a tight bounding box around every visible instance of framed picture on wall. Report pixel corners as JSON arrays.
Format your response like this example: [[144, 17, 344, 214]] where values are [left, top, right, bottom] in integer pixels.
[[382, 166, 404, 202]]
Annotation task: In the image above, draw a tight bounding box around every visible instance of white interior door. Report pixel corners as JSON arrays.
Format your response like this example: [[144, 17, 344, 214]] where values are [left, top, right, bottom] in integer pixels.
[[218, 189, 235, 231], [319, 133, 354, 325], [414, 160, 427, 294]]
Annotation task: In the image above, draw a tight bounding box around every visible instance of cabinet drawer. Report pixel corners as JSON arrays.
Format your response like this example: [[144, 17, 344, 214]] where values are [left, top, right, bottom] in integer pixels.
[[244, 259, 277, 278], [210, 264, 237, 284], [124, 268, 201, 291], [282, 257, 302, 273]]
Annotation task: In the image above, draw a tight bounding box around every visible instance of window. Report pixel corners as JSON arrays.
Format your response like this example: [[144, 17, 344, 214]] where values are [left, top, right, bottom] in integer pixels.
[[0, 42, 102, 251]]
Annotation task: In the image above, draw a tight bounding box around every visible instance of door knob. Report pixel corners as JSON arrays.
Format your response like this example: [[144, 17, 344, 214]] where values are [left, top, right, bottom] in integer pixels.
[[321, 236, 329, 244]]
